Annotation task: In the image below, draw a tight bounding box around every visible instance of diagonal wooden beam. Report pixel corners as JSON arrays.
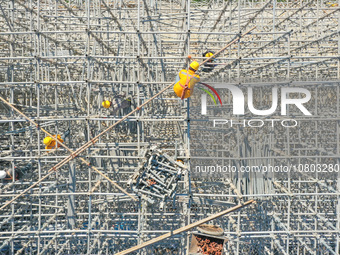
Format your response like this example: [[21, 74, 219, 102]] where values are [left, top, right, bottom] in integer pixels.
[[115, 200, 255, 255], [0, 96, 137, 209], [0, 26, 256, 211]]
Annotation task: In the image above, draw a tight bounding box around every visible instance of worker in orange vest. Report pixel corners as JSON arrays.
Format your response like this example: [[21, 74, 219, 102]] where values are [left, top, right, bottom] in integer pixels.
[[43, 129, 70, 151], [173, 60, 200, 99]]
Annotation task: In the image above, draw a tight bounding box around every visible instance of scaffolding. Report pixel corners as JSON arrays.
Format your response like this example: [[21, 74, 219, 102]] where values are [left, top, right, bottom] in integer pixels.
[[0, 0, 340, 254]]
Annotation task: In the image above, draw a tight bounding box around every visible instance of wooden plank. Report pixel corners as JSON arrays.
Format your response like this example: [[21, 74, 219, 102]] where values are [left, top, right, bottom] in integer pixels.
[[115, 200, 255, 255]]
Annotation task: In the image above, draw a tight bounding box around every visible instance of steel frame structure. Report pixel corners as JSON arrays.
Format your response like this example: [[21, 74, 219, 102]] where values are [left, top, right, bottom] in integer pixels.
[[0, 0, 340, 254]]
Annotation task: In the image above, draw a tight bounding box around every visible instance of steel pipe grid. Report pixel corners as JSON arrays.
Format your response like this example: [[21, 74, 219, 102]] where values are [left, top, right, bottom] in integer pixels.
[[1, 0, 340, 254]]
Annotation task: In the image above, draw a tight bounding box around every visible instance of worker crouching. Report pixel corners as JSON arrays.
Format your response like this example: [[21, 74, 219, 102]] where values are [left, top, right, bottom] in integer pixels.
[[43, 130, 70, 151], [0, 162, 33, 181], [0, 169, 19, 181], [173, 61, 200, 99], [102, 96, 132, 113]]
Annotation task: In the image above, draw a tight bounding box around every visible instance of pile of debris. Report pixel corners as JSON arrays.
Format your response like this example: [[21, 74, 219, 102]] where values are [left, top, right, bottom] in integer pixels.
[[128, 146, 186, 208], [189, 224, 226, 255], [195, 236, 223, 255]]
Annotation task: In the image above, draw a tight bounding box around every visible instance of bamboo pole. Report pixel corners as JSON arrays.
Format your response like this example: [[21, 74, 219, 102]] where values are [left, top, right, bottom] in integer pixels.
[[0, 26, 256, 211], [0, 97, 137, 209], [88, 180, 102, 195], [200, 26, 256, 66], [115, 200, 255, 255]]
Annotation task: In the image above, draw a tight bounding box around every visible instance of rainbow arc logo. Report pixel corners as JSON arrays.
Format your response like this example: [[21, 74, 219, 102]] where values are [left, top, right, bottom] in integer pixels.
[[198, 83, 222, 106]]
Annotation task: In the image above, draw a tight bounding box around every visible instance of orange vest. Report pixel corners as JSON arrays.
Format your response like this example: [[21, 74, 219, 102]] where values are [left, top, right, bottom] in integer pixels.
[[45, 135, 64, 150], [173, 69, 200, 98]]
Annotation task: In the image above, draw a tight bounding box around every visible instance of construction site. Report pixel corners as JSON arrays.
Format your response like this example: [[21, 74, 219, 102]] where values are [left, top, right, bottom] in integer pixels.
[[1, 0, 340, 254]]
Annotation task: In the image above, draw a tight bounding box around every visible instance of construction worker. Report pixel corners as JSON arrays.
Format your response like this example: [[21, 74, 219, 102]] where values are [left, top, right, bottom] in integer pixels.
[[43, 129, 70, 151], [326, 2, 338, 7], [102, 96, 132, 113], [173, 60, 200, 99], [202, 51, 216, 72], [0, 161, 32, 181], [0, 169, 19, 181]]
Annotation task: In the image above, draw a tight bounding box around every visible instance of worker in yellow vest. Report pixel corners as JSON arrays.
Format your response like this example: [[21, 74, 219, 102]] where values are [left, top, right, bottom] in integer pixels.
[[43, 135, 64, 151], [43, 129, 70, 151], [173, 60, 200, 99]]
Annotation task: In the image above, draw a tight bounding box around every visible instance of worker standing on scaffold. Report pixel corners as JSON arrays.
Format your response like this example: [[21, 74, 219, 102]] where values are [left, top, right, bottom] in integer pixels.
[[173, 60, 201, 99], [43, 129, 70, 151]]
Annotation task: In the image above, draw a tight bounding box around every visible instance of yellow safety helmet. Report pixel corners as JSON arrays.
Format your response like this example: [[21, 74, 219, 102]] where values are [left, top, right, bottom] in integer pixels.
[[190, 61, 199, 71], [102, 100, 111, 109], [326, 2, 338, 6], [43, 136, 53, 146], [205, 52, 214, 58]]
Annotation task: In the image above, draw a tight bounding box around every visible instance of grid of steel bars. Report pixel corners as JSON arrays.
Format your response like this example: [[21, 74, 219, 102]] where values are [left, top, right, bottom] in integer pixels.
[[0, 0, 340, 254]]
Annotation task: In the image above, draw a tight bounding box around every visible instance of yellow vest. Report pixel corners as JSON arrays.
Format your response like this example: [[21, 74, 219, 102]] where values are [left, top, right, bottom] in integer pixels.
[[173, 69, 200, 98], [45, 135, 64, 150]]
